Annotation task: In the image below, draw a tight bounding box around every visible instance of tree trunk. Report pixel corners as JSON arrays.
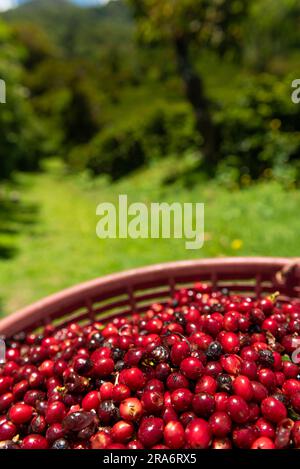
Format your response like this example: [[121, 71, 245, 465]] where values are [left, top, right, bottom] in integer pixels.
[[174, 36, 217, 168]]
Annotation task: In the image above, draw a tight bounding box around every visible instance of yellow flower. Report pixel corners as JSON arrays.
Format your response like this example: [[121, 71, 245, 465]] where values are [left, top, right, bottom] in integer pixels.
[[231, 239, 243, 250]]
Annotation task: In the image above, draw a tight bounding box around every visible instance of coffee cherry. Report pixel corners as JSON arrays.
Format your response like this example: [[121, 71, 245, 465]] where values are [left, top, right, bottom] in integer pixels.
[[232, 376, 253, 401], [82, 391, 101, 411], [185, 418, 212, 449], [51, 438, 70, 449], [164, 421, 185, 449], [0, 420, 17, 440], [251, 437, 275, 449], [137, 417, 164, 448], [22, 434, 49, 449], [180, 357, 204, 380], [227, 396, 249, 424], [119, 397, 143, 422], [9, 403, 33, 424], [220, 332, 239, 353], [141, 390, 164, 414], [291, 391, 300, 413], [206, 341, 223, 360], [111, 421, 134, 443], [192, 392, 215, 418], [119, 368, 145, 390], [261, 397, 287, 423], [209, 412, 231, 437], [171, 388, 193, 412], [45, 401, 67, 424]]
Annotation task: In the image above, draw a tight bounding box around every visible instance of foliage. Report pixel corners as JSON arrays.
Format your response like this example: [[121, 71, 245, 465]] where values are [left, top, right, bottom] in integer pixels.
[[70, 103, 200, 179], [0, 20, 45, 180], [128, 0, 247, 52], [215, 74, 300, 185]]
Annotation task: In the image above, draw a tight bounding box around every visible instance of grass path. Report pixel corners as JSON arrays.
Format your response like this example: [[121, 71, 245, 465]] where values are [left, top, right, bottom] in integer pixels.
[[1, 159, 300, 315]]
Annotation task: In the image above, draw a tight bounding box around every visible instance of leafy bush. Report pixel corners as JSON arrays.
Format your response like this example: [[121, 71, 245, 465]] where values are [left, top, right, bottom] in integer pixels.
[[68, 102, 200, 180], [214, 73, 300, 185]]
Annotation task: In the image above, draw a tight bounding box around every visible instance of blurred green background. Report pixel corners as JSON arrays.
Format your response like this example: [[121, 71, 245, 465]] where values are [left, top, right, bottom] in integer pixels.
[[0, 0, 300, 315]]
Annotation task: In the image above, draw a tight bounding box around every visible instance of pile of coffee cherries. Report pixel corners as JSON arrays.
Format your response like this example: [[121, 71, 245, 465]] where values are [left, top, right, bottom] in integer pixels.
[[1, 284, 300, 449]]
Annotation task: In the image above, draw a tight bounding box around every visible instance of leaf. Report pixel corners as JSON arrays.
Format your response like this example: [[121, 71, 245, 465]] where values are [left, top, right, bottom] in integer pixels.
[[282, 354, 292, 362]]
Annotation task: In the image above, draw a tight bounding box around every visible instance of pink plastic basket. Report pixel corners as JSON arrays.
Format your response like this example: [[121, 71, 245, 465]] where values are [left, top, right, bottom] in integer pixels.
[[0, 257, 300, 337]]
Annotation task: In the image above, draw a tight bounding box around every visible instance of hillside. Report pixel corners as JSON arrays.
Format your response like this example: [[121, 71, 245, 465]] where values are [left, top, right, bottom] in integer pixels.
[[4, 0, 133, 57]]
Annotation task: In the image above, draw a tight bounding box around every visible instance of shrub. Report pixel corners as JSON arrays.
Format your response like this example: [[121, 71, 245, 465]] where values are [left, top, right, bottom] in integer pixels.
[[214, 73, 300, 185], [68, 102, 199, 180]]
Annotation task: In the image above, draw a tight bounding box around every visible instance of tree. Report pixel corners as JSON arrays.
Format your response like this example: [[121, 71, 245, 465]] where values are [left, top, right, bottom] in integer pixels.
[[127, 0, 249, 168], [0, 20, 45, 180]]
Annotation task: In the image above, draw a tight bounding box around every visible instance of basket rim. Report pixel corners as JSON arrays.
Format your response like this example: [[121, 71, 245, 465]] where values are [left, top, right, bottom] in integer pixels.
[[0, 256, 298, 336]]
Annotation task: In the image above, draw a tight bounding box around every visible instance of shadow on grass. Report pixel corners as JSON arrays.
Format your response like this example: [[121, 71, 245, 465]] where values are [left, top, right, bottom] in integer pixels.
[[0, 194, 39, 261]]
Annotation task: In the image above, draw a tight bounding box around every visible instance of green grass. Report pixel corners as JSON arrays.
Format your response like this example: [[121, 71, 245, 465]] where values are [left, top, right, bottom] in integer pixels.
[[1, 157, 300, 316]]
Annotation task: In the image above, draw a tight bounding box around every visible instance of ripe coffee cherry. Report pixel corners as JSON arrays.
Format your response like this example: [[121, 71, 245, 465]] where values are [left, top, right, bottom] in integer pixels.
[[251, 437, 275, 449], [112, 384, 131, 403], [196, 376, 217, 394], [22, 434, 49, 449], [209, 412, 232, 438], [215, 392, 229, 412], [138, 417, 164, 448], [233, 376, 253, 401], [0, 393, 14, 412], [46, 423, 65, 443], [119, 368, 145, 391], [220, 332, 239, 353], [180, 357, 204, 380], [227, 396, 250, 424], [82, 391, 101, 411], [166, 372, 189, 390], [0, 420, 17, 440], [45, 401, 67, 424], [185, 418, 212, 449], [119, 398, 143, 422], [171, 388, 193, 412], [144, 378, 165, 393], [170, 342, 190, 366], [92, 357, 114, 377], [9, 403, 33, 424], [0, 376, 13, 394], [291, 392, 300, 413], [100, 382, 114, 401], [261, 397, 287, 423], [232, 425, 258, 449], [111, 421, 134, 443], [90, 431, 112, 449], [141, 390, 164, 414], [258, 368, 276, 390], [164, 421, 185, 449], [256, 418, 275, 439], [192, 393, 215, 418]]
